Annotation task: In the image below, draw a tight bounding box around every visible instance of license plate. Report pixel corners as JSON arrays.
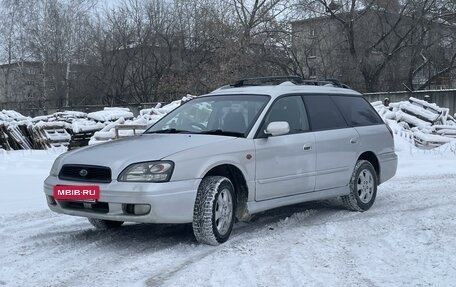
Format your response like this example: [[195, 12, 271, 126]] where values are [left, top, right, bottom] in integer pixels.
[[53, 185, 100, 202]]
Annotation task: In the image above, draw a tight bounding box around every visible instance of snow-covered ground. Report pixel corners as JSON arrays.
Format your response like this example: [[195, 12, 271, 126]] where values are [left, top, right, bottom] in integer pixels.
[[0, 138, 455, 287]]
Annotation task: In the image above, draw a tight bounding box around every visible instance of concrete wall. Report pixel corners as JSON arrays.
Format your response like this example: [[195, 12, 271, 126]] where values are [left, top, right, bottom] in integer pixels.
[[364, 89, 456, 116]]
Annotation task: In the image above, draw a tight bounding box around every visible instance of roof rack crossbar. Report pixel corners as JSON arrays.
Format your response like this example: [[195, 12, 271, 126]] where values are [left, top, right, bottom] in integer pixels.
[[302, 79, 350, 88]]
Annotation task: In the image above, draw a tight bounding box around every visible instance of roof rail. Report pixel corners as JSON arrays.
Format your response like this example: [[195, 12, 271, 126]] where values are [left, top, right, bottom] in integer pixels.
[[225, 76, 350, 89], [231, 76, 303, 87]]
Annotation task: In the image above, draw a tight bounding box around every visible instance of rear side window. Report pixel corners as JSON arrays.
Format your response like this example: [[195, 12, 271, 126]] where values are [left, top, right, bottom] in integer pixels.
[[331, 96, 383, 126], [303, 95, 348, 131]]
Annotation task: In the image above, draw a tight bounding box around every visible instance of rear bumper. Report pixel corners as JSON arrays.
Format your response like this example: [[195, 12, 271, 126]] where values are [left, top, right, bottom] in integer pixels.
[[378, 152, 398, 184], [43, 176, 200, 224]]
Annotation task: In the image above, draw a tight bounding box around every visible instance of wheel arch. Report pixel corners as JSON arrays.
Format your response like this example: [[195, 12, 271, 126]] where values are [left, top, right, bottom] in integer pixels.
[[357, 151, 380, 181], [203, 164, 251, 222]]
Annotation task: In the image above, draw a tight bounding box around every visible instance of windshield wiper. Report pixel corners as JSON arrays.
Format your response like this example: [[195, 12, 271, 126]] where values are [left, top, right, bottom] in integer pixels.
[[199, 129, 244, 137], [146, 128, 191, 134]]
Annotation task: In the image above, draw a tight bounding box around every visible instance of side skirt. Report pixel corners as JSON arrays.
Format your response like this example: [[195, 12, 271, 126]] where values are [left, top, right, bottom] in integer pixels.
[[246, 186, 350, 215]]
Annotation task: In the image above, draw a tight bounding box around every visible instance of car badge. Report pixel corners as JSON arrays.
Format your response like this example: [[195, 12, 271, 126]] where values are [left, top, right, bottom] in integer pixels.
[[79, 169, 88, 177]]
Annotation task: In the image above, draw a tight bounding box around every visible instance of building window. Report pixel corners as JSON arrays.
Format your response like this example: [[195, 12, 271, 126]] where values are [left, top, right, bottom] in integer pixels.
[[310, 28, 317, 38], [309, 67, 317, 79], [308, 46, 317, 58]]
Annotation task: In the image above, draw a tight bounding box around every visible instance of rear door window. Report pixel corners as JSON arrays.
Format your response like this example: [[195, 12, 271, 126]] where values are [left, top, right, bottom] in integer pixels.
[[331, 96, 383, 126], [303, 95, 348, 131]]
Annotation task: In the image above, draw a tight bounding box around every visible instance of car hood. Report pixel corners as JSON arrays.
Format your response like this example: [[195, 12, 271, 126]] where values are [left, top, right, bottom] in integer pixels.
[[58, 134, 236, 175]]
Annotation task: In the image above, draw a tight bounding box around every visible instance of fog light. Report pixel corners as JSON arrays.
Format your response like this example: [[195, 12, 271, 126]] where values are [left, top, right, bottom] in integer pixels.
[[134, 204, 151, 215], [47, 195, 57, 205], [124, 204, 151, 215]]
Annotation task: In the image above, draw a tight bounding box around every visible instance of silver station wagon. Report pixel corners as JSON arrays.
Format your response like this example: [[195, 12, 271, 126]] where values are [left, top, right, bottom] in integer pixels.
[[44, 77, 398, 245]]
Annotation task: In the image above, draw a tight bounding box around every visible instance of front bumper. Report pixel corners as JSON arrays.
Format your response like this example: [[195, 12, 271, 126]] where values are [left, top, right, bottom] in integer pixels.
[[43, 176, 201, 224]]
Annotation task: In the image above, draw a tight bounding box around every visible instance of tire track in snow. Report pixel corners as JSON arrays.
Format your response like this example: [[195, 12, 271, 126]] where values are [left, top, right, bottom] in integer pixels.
[[152, 175, 456, 287], [2, 174, 456, 286]]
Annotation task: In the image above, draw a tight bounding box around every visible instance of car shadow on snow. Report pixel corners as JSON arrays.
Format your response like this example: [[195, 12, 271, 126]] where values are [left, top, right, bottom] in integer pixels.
[[61, 198, 347, 249], [70, 222, 196, 249]]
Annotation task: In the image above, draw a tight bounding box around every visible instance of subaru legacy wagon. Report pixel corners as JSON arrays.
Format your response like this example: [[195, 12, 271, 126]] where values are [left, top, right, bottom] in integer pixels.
[[44, 77, 397, 245]]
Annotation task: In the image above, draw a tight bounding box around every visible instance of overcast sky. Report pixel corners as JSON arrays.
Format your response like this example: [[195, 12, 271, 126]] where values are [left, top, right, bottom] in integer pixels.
[[99, 0, 121, 10]]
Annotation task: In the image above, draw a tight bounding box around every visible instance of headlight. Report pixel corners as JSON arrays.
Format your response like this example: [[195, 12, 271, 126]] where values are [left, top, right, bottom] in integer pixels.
[[118, 161, 174, 182], [49, 154, 64, 176]]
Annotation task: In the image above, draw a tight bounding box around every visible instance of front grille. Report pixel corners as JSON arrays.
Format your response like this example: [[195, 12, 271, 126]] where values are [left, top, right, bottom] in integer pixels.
[[59, 164, 112, 183]]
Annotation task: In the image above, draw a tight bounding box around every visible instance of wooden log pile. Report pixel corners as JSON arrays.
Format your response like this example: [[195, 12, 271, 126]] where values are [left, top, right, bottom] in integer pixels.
[[373, 97, 456, 149]]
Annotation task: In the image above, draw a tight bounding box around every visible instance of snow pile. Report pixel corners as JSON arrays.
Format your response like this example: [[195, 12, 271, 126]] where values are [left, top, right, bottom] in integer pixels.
[[89, 95, 193, 145], [90, 118, 126, 142], [1, 110, 31, 122], [372, 97, 456, 149], [71, 119, 105, 133], [87, 107, 134, 122]]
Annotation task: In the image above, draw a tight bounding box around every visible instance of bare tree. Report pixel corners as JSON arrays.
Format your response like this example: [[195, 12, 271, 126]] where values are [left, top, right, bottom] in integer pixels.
[[0, 0, 33, 102], [407, 0, 456, 90], [294, 0, 456, 91]]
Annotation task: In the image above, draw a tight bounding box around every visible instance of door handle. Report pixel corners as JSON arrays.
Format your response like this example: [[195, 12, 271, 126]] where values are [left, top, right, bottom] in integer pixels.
[[350, 138, 358, 144], [303, 144, 312, 151]]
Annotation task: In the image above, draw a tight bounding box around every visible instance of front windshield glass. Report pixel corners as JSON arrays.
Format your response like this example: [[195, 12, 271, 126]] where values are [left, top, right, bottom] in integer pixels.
[[146, 95, 270, 137]]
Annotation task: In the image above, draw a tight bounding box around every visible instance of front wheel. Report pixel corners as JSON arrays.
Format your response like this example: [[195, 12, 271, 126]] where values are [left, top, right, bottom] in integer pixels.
[[88, 218, 124, 229], [192, 176, 235, 245], [342, 160, 378, 211]]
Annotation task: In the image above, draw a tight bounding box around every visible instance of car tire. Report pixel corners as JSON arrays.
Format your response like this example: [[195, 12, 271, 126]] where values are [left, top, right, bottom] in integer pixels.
[[192, 176, 235, 245], [342, 160, 378, 212], [88, 218, 124, 229]]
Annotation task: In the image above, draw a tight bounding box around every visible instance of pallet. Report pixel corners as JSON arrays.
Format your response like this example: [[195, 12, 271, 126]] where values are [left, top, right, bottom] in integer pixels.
[[6, 125, 34, 149], [0, 124, 11, 150], [68, 130, 98, 150]]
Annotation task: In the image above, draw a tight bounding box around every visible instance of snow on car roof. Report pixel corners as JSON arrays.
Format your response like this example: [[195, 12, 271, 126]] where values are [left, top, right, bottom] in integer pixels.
[[207, 81, 362, 98]]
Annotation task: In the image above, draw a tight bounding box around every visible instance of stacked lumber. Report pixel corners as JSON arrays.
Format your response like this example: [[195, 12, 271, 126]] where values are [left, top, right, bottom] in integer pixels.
[[0, 110, 33, 150], [0, 109, 102, 150], [89, 96, 192, 145], [1, 95, 191, 149]]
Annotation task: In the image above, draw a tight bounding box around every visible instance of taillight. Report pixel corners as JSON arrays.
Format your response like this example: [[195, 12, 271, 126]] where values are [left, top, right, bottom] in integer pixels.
[[386, 124, 394, 138]]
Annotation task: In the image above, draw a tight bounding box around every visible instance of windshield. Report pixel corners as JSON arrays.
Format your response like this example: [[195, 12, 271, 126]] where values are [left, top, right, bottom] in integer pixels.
[[146, 95, 269, 137]]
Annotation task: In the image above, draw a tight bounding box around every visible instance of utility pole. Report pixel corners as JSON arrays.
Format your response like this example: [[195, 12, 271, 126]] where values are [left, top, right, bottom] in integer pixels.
[[42, 0, 48, 111], [65, 62, 70, 107]]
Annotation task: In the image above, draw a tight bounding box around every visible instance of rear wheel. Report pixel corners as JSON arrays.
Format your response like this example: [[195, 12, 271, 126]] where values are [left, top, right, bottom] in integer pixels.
[[342, 160, 378, 211], [88, 218, 124, 229], [192, 176, 235, 245]]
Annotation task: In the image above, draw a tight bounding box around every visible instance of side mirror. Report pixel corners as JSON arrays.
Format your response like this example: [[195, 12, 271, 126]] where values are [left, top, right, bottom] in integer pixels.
[[265, 121, 290, 137]]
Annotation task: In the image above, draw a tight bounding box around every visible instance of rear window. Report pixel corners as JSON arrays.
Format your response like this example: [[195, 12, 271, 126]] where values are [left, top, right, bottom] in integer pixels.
[[303, 95, 348, 131], [331, 96, 383, 126]]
